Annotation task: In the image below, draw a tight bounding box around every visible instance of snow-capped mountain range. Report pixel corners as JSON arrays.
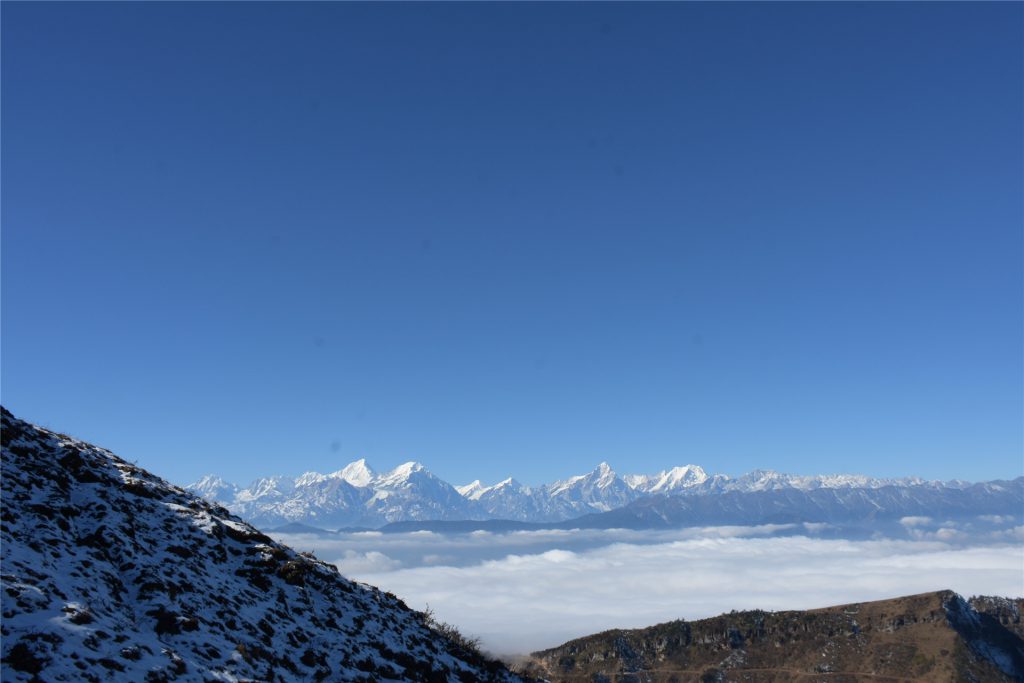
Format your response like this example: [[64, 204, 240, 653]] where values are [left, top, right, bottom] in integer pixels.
[[187, 459, 978, 530], [1, 407, 523, 682]]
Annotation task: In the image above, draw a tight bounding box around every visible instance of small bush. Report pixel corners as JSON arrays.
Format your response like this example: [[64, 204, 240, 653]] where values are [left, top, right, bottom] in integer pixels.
[[420, 605, 483, 659]]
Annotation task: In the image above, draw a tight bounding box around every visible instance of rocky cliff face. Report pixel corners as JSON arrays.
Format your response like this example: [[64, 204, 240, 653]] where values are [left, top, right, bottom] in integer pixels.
[[524, 591, 1024, 682], [0, 407, 525, 683]]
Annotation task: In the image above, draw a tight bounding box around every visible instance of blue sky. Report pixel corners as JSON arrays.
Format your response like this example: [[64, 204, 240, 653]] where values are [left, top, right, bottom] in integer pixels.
[[3, 3, 1021, 487]]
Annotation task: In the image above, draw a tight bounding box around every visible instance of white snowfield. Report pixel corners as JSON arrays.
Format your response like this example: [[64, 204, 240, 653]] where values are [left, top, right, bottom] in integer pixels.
[[0, 407, 526, 683], [189, 453, 978, 530]]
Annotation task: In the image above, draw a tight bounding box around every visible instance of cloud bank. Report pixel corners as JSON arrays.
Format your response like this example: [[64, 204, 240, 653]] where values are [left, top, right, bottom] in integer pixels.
[[275, 527, 1024, 655]]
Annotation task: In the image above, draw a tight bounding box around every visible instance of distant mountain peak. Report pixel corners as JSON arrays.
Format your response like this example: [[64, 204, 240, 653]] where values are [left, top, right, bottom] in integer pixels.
[[192, 473, 228, 487], [332, 458, 375, 487], [384, 461, 425, 480], [592, 462, 618, 487], [647, 464, 709, 493], [457, 480, 484, 498], [295, 470, 328, 486], [240, 475, 295, 500], [481, 477, 524, 495], [457, 477, 526, 502], [186, 474, 239, 504]]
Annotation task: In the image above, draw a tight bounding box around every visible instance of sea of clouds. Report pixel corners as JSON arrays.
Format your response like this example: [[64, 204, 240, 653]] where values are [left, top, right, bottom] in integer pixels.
[[273, 522, 1024, 655]]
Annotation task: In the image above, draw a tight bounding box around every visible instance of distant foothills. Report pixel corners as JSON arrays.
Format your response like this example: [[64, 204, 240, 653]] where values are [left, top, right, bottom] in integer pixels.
[[187, 460, 1024, 533]]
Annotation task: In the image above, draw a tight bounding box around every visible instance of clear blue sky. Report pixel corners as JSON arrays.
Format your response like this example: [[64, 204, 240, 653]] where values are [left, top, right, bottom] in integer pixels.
[[3, 3, 1021, 488]]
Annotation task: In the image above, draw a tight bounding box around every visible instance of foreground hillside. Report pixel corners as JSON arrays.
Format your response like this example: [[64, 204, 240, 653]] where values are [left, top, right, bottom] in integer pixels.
[[0, 407, 524, 682], [524, 591, 1024, 682]]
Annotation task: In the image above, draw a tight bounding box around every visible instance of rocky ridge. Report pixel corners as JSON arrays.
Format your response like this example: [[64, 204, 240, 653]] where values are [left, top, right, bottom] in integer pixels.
[[524, 591, 1024, 682]]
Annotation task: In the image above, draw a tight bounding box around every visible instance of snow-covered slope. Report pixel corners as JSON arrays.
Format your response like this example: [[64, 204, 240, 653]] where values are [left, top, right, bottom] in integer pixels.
[[228, 471, 364, 529], [535, 462, 637, 519], [334, 458, 375, 487], [471, 478, 543, 521], [625, 464, 710, 494], [364, 462, 472, 523], [0, 407, 525, 683], [189, 458, 1000, 530]]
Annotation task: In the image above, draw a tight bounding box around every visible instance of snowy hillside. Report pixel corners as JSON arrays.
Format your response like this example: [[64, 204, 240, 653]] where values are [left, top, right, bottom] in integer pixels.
[[0, 407, 525, 683]]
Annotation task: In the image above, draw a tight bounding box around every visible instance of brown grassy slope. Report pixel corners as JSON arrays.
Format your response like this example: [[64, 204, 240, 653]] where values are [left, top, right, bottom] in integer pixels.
[[523, 591, 1024, 683]]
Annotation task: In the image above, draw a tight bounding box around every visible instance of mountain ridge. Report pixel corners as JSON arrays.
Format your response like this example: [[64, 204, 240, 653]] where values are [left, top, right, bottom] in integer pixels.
[[188, 458, 1020, 531], [523, 590, 1024, 682]]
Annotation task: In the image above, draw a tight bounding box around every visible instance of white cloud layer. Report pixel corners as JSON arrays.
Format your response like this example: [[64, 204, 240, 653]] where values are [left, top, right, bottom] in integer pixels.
[[275, 528, 1024, 655]]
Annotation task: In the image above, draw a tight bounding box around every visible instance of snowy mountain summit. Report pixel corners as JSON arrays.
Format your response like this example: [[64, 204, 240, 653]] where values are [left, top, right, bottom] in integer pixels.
[[0, 407, 525, 683], [335, 458, 375, 487], [625, 464, 709, 493]]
